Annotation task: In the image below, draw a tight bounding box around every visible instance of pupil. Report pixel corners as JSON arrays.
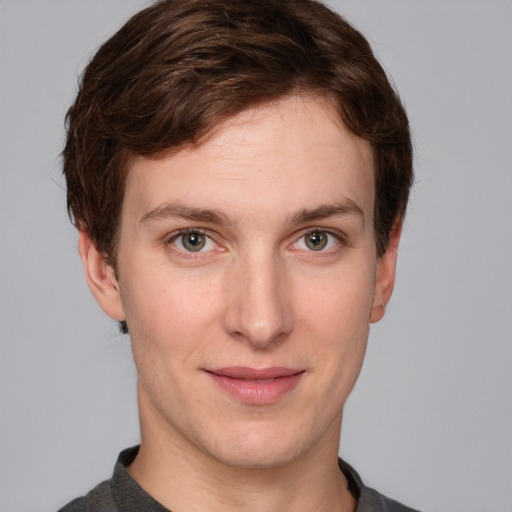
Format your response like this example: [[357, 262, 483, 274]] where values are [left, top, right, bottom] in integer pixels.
[[188, 234, 200, 245]]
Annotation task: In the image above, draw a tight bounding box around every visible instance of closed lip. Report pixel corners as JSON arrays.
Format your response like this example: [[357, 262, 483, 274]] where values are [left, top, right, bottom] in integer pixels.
[[204, 367, 305, 404], [206, 367, 304, 380]]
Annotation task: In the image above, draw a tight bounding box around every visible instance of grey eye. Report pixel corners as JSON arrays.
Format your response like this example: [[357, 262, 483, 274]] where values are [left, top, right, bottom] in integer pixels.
[[305, 231, 328, 251], [181, 232, 206, 252]]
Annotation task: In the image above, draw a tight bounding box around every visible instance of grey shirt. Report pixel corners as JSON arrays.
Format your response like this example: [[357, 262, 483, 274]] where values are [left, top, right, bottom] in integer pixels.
[[58, 446, 420, 512]]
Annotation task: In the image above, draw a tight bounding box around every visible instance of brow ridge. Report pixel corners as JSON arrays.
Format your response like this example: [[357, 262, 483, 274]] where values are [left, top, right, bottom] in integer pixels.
[[140, 201, 233, 225], [140, 199, 364, 227], [291, 200, 364, 225]]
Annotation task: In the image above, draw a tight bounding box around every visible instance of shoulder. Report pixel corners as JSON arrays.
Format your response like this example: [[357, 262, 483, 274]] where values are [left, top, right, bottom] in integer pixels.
[[339, 459, 421, 512], [56, 496, 87, 512], [56, 480, 114, 512], [360, 486, 421, 512]]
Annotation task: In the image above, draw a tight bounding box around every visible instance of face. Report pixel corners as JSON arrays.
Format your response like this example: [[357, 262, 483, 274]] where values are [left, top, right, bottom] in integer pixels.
[[81, 95, 398, 470]]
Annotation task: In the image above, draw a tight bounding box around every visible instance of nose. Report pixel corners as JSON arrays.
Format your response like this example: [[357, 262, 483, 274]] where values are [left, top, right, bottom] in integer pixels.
[[223, 251, 293, 349]]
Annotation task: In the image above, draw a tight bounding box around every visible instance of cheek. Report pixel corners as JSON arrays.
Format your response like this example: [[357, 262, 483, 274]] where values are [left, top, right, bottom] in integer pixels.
[[295, 258, 376, 329], [119, 261, 224, 366], [295, 261, 374, 382], [120, 272, 216, 412], [122, 254, 195, 319]]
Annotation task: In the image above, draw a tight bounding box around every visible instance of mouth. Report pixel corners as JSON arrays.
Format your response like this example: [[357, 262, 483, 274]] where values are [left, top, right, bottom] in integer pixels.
[[205, 367, 305, 405]]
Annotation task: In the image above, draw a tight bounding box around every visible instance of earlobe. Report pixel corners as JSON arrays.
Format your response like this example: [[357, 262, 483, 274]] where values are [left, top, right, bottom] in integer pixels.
[[78, 230, 125, 322], [370, 219, 402, 324]]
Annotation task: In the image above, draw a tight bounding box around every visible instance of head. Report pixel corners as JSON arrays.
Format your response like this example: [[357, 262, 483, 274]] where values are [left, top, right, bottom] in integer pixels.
[[64, 0, 413, 472], [64, 0, 412, 268]]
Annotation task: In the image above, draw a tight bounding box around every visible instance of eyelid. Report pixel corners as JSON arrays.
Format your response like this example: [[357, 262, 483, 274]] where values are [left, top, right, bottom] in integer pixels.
[[166, 228, 220, 254], [166, 227, 206, 241], [291, 227, 344, 252], [163, 226, 345, 255]]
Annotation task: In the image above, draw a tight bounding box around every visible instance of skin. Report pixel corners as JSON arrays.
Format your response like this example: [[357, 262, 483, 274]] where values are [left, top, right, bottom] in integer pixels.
[[79, 95, 400, 512]]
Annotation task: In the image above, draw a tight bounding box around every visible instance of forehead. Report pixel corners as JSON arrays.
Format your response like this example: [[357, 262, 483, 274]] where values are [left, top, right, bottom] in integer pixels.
[[123, 95, 375, 222]]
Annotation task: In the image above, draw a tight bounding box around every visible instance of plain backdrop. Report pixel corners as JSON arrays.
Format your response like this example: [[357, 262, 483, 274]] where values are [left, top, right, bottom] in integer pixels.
[[1, 1, 511, 511]]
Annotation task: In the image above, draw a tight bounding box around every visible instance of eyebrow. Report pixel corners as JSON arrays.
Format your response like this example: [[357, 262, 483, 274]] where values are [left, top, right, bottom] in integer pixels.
[[140, 199, 364, 227], [140, 201, 233, 226], [291, 199, 364, 225]]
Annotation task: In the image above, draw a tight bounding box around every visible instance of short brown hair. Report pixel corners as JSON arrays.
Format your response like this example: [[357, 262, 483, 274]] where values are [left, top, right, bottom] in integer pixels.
[[63, 0, 413, 264]]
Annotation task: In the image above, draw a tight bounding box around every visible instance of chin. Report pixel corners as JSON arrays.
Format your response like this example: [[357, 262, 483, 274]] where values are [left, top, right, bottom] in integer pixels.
[[214, 445, 302, 470], [204, 422, 314, 470]]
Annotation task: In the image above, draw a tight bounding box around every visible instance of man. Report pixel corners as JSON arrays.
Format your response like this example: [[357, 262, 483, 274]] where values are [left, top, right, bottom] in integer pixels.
[[59, 0, 417, 510]]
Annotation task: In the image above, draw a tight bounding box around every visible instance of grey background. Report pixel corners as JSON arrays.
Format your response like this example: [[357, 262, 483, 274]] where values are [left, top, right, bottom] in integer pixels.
[[1, 1, 511, 511]]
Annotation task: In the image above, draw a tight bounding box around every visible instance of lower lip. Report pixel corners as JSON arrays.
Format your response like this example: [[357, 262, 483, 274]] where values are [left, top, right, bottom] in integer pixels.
[[207, 372, 304, 405]]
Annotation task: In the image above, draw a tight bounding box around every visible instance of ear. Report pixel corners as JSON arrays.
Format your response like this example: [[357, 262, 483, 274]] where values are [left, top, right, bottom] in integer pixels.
[[78, 230, 125, 322], [370, 219, 402, 324]]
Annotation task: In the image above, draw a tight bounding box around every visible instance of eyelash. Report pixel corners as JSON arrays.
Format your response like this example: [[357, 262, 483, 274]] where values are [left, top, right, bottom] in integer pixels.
[[166, 228, 219, 256], [291, 227, 343, 253], [165, 227, 344, 259]]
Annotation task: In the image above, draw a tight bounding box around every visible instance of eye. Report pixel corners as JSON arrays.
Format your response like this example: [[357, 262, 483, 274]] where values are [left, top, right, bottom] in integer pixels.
[[170, 230, 216, 253], [294, 230, 340, 252]]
